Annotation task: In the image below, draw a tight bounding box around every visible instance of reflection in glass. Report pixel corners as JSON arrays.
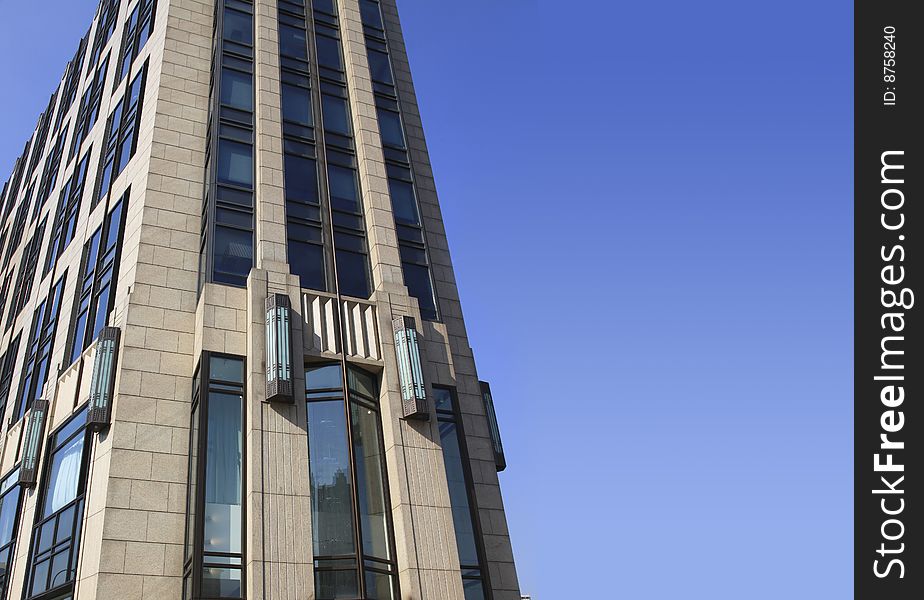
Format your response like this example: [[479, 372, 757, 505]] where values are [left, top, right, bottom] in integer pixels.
[[308, 400, 356, 557]]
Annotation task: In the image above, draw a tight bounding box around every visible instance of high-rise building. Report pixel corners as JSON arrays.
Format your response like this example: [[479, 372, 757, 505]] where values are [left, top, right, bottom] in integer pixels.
[[0, 1, 521, 599]]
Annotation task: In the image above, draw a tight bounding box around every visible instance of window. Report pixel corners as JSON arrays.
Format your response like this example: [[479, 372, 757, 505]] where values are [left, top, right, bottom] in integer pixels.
[[0, 468, 25, 598], [27, 91, 60, 179], [15, 273, 67, 423], [24, 407, 91, 600], [6, 219, 48, 331], [67, 194, 127, 366], [321, 94, 350, 136], [184, 355, 245, 599], [87, 0, 120, 73], [0, 335, 22, 428], [376, 108, 405, 149], [71, 55, 109, 157], [434, 387, 491, 600], [45, 147, 93, 276], [306, 364, 398, 600], [118, 0, 157, 84], [55, 34, 89, 133], [367, 49, 393, 85], [97, 63, 148, 206], [35, 124, 70, 220], [220, 68, 253, 112]]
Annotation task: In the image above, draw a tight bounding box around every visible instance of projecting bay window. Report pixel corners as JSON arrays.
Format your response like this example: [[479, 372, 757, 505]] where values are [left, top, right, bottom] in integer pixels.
[[434, 387, 492, 600], [67, 193, 128, 367], [306, 363, 399, 600], [23, 406, 91, 600], [45, 147, 93, 276], [360, 0, 438, 320], [15, 273, 67, 423], [184, 354, 245, 600], [201, 1, 255, 289], [0, 468, 25, 598], [96, 62, 147, 207], [117, 0, 157, 85]]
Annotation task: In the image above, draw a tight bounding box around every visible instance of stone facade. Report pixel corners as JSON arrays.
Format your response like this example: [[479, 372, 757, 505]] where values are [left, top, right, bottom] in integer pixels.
[[0, 1, 520, 599]]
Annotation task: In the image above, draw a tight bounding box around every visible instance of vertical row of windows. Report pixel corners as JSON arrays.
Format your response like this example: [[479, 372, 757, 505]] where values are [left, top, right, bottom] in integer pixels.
[[54, 33, 90, 133], [14, 272, 66, 423], [44, 147, 94, 277], [278, 0, 327, 291], [359, 0, 438, 320], [24, 406, 92, 600], [5, 219, 48, 332], [201, 0, 255, 288], [184, 354, 245, 600], [434, 387, 492, 600], [0, 468, 25, 598], [117, 0, 157, 85], [4, 188, 32, 266], [70, 54, 110, 159], [306, 363, 398, 600], [276, 0, 373, 299], [26, 91, 60, 180], [0, 335, 21, 427], [96, 62, 148, 207], [66, 193, 128, 367]]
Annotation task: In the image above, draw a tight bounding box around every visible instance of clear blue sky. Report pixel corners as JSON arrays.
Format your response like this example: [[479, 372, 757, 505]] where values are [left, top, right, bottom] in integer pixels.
[[1, 1, 853, 598]]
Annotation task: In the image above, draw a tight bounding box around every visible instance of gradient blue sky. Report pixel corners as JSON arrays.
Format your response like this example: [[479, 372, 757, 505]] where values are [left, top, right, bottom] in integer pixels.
[[1, 1, 853, 598]]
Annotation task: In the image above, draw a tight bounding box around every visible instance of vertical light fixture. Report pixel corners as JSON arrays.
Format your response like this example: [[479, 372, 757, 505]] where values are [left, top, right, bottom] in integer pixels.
[[19, 399, 50, 486], [393, 315, 427, 419], [88, 327, 121, 430], [265, 293, 293, 403], [480, 381, 507, 472]]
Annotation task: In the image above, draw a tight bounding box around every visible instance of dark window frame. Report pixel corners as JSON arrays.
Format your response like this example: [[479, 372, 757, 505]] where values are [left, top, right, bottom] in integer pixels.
[[70, 53, 110, 159], [6, 218, 48, 333]]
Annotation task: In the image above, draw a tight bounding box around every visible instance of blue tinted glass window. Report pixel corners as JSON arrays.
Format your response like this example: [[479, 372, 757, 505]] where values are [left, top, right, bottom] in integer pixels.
[[221, 68, 253, 111]]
